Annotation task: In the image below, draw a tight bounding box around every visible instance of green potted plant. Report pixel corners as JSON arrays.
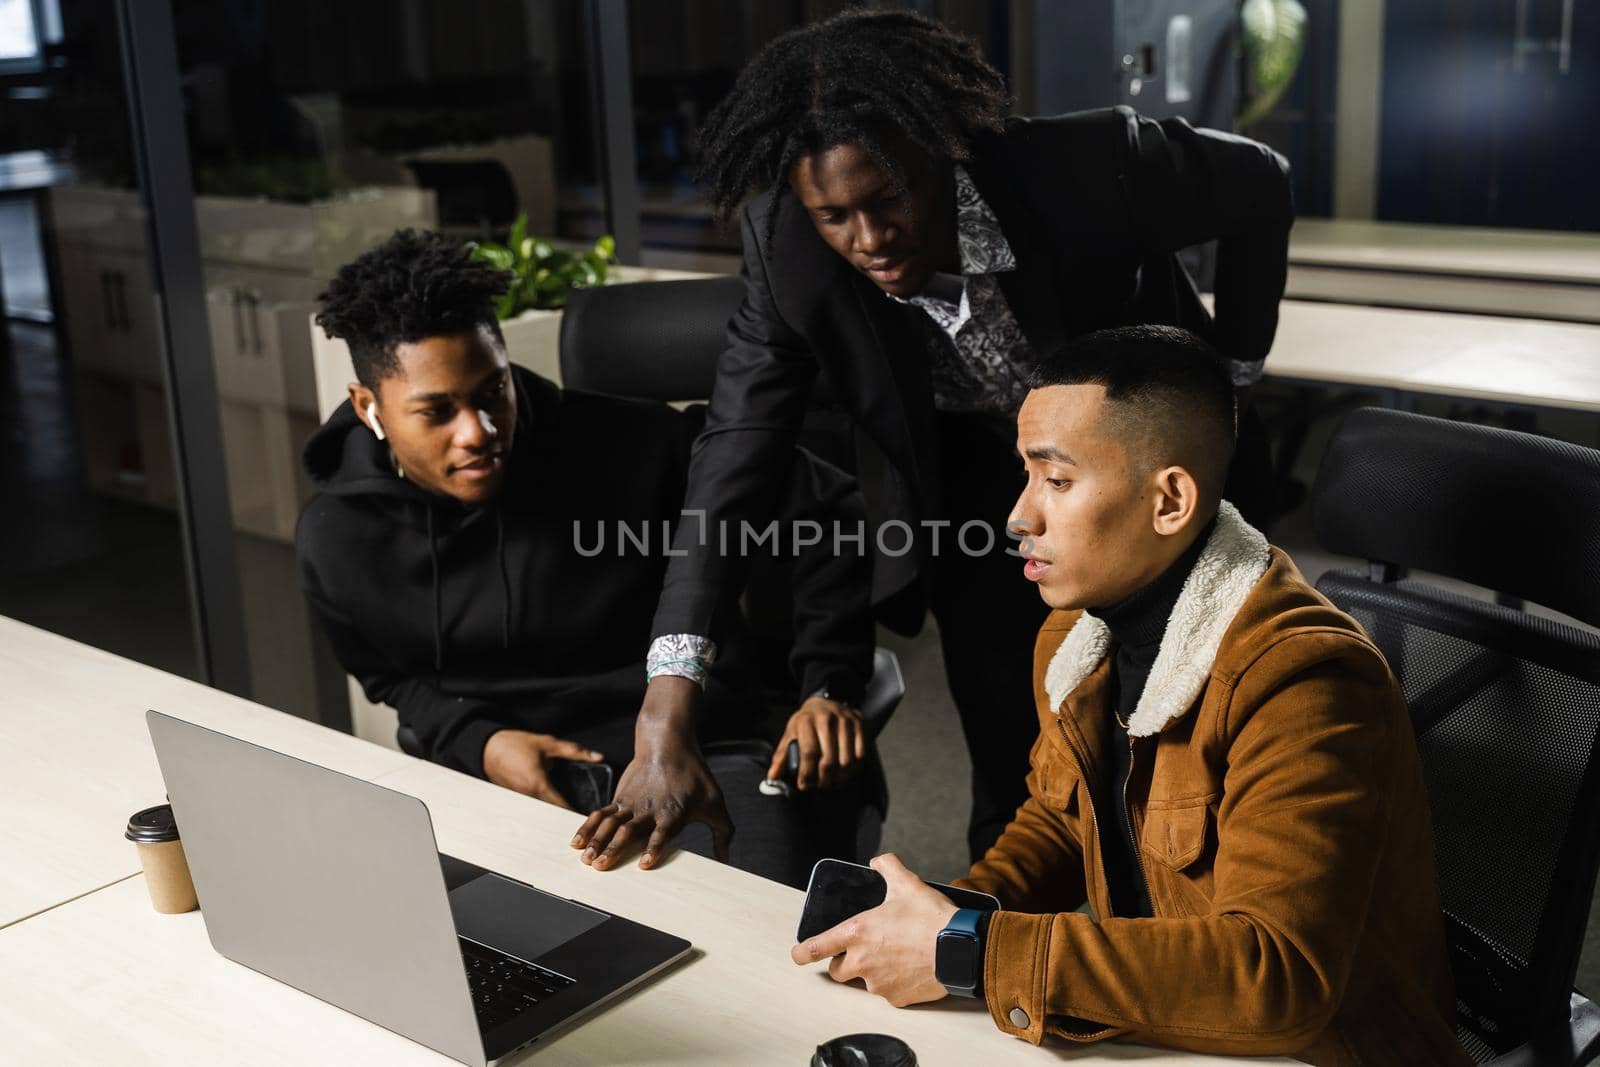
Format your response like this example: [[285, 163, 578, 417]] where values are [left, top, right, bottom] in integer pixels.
[[467, 215, 617, 317], [457, 216, 618, 381]]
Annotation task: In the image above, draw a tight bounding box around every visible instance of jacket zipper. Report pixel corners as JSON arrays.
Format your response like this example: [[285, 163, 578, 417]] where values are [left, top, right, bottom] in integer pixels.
[[1121, 734, 1156, 918], [1056, 718, 1158, 920]]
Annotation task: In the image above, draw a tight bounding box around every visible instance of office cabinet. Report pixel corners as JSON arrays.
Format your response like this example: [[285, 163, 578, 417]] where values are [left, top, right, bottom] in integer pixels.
[[45, 183, 436, 541]]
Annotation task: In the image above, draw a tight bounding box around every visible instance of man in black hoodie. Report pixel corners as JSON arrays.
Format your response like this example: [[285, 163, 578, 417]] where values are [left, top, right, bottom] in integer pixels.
[[296, 229, 875, 886]]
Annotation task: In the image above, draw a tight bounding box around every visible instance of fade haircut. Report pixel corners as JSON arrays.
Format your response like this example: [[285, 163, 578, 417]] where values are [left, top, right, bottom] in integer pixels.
[[315, 228, 509, 390], [694, 8, 1011, 237], [1028, 325, 1238, 508]]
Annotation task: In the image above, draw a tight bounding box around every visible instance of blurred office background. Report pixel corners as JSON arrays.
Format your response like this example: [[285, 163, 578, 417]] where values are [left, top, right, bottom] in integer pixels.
[[2, 0, 1598, 927]]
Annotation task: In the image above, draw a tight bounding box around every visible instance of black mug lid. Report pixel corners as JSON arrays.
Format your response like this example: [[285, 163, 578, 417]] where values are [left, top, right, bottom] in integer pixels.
[[125, 804, 180, 844], [811, 1034, 916, 1067]]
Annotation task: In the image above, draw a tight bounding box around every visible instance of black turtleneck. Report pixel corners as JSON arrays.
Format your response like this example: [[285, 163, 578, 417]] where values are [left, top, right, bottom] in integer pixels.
[[1093, 518, 1214, 918]]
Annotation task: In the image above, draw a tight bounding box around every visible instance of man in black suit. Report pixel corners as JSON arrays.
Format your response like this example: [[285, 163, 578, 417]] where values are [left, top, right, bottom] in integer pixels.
[[573, 8, 1292, 872]]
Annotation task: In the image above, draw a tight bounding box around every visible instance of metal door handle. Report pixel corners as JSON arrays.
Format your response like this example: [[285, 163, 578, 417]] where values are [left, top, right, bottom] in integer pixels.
[[244, 289, 262, 355], [232, 288, 247, 352]]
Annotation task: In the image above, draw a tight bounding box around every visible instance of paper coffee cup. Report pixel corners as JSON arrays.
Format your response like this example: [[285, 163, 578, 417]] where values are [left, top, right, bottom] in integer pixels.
[[125, 805, 198, 914]]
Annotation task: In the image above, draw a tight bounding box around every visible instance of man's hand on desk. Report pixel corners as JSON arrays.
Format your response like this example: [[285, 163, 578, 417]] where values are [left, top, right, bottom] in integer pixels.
[[791, 854, 958, 1008], [571, 675, 734, 871], [768, 694, 866, 791], [483, 729, 604, 810]]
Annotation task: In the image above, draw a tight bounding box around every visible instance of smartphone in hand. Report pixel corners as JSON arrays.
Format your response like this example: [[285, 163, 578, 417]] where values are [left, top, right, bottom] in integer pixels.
[[796, 858, 1000, 943]]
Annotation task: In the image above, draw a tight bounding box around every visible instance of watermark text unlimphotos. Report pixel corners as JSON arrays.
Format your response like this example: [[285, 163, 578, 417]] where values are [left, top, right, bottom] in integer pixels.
[[573, 510, 1021, 559]]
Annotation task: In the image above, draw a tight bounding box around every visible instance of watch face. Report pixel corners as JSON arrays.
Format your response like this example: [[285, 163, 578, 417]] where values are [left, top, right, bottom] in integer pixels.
[[936, 929, 979, 991]]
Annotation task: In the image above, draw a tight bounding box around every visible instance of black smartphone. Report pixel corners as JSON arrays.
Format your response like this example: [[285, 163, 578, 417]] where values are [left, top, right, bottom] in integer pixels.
[[549, 759, 615, 813], [796, 858, 1001, 943]]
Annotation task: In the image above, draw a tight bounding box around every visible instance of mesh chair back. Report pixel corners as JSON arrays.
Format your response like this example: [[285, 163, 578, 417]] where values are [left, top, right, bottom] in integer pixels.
[[1311, 409, 1600, 1057], [1315, 573, 1600, 1056], [558, 276, 744, 401]]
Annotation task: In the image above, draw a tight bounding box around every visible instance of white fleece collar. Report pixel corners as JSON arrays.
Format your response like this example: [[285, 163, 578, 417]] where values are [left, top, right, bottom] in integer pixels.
[[1043, 501, 1271, 736]]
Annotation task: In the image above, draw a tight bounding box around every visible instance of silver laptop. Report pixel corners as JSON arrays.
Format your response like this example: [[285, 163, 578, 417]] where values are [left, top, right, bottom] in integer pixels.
[[146, 710, 691, 1066]]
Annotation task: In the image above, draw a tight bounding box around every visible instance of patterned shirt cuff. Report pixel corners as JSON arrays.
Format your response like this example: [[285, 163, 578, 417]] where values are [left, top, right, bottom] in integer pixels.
[[646, 634, 718, 689]]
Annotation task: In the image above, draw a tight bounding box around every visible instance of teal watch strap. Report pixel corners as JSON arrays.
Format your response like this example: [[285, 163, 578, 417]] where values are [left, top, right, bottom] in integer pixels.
[[945, 907, 984, 938], [936, 908, 988, 998]]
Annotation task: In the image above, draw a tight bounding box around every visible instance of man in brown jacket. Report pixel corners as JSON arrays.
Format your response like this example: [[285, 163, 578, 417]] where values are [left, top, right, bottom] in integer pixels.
[[792, 326, 1468, 1065]]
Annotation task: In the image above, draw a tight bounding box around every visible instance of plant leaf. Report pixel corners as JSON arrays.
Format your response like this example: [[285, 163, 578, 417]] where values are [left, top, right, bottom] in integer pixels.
[[1240, 0, 1307, 127], [473, 243, 515, 271]]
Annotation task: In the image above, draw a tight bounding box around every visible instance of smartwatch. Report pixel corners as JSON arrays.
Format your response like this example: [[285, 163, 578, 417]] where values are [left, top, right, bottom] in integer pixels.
[[935, 908, 988, 998]]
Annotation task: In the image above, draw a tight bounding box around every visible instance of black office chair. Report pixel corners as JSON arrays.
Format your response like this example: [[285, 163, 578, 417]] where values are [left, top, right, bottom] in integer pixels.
[[559, 277, 857, 470], [1310, 407, 1600, 1065], [559, 275, 743, 400]]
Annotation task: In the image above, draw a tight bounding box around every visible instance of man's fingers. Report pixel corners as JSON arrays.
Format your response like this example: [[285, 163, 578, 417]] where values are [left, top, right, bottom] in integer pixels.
[[592, 816, 646, 870], [793, 921, 854, 965], [852, 716, 866, 761], [707, 804, 735, 864], [834, 717, 858, 769], [827, 952, 858, 984], [766, 731, 792, 782], [639, 812, 685, 870], [572, 804, 615, 848], [531, 780, 572, 810], [869, 852, 915, 887], [796, 720, 821, 791], [814, 716, 836, 780], [580, 807, 631, 863], [549, 739, 602, 762]]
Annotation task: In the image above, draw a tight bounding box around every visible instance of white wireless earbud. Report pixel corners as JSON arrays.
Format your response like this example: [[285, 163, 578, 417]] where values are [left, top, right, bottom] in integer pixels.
[[477, 408, 498, 436], [366, 402, 386, 441]]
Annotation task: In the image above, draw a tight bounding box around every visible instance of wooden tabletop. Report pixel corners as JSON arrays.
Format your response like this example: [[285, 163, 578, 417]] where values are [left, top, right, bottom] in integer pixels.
[[2, 616, 1290, 1064], [0, 616, 414, 928]]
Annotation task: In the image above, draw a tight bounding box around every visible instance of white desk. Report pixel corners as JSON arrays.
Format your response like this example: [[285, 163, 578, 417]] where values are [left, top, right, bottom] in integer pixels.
[[2, 618, 1290, 1065], [0, 616, 415, 928], [1264, 299, 1600, 413], [1287, 219, 1600, 323]]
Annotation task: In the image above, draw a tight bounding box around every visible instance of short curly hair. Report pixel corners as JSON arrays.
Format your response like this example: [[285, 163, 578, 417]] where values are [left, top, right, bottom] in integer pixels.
[[694, 8, 1011, 235], [315, 228, 510, 389], [1029, 325, 1238, 502]]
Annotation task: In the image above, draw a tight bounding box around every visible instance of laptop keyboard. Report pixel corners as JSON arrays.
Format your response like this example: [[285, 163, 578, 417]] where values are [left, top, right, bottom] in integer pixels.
[[459, 937, 576, 1031]]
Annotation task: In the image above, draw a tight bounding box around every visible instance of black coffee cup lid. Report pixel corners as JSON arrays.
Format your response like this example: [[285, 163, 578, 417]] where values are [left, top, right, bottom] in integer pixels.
[[811, 1034, 916, 1067], [125, 804, 180, 844]]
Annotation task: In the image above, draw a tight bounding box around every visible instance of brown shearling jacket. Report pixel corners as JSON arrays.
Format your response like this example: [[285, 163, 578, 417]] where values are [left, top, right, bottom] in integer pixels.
[[959, 503, 1468, 1065]]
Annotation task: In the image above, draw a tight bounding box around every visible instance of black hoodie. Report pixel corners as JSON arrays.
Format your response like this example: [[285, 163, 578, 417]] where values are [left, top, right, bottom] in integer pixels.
[[296, 366, 871, 778]]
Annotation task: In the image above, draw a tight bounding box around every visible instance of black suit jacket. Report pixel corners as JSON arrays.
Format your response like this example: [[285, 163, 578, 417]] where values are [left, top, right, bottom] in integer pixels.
[[653, 106, 1293, 640]]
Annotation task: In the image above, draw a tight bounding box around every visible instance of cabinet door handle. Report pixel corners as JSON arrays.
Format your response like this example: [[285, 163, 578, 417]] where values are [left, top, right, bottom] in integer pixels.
[[246, 290, 262, 355], [228, 288, 244, 353]]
